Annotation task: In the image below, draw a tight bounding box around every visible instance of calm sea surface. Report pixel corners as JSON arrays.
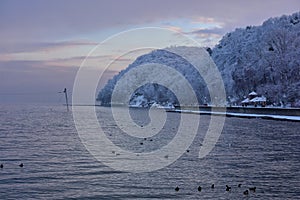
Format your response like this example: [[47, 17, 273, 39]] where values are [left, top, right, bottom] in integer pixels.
[[0, 104, 300, 199]]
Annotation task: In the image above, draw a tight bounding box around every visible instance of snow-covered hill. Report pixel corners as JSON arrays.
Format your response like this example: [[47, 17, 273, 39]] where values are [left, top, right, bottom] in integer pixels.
[[212, 12, 300, 106], [97, 47, 211, 106], [97, 12, 300, 107]]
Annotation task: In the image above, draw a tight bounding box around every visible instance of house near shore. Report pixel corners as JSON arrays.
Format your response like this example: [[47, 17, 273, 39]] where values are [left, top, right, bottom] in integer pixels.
[[241, 91, 267, 107]]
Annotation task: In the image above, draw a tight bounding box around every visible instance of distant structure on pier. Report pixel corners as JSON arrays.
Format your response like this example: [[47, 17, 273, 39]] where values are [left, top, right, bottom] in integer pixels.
[[241, 91, 267, 107]]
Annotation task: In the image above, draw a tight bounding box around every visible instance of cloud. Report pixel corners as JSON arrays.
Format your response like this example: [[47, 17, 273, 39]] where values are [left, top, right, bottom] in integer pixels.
[[1, 0, 299, 43], [43, 55, 117, 68], [0, 39, 102, 64], [164, 26, 184, 33], [185, 28, 226, 36], [0, 40, 98, 54]]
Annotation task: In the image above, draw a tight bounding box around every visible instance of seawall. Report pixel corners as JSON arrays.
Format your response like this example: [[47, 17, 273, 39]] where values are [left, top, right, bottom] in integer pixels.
[[175, 106, 300, 116]]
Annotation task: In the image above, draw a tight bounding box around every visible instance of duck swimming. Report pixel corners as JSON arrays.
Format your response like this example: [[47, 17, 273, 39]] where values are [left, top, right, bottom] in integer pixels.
[[249, 187, 256, 192], [226, 185, 231, 191], [198, 186, 202, 192]]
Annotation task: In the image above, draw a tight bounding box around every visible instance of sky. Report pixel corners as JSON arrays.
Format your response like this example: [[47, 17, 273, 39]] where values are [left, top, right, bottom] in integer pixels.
[[0, 0, 299, 104]]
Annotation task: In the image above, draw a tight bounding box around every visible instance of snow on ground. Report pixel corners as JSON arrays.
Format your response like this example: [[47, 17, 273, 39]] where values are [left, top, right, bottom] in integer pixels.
[[173, 109, 300, 121]]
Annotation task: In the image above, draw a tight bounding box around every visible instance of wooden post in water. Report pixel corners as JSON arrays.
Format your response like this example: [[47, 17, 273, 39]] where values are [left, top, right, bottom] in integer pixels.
[[63, 88, 69, 111]]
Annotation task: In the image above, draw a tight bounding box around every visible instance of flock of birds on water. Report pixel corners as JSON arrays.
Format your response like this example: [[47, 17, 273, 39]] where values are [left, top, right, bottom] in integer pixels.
[[174, 183, 256, 196], [1, 162, 257, 196], [109, 140, 258, 196]]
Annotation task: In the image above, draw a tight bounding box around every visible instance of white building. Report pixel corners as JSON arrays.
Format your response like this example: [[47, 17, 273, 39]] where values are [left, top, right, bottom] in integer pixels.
[[241, 91, 267, 107]]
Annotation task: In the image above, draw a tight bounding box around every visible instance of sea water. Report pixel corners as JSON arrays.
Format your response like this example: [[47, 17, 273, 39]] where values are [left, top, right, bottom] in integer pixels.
[[0, 104, 300, 199]]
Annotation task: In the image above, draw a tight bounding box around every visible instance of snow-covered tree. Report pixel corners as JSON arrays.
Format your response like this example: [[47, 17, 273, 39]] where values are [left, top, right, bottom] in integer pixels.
[[98, 12, 300, 107], [212, 12, 300, 106]]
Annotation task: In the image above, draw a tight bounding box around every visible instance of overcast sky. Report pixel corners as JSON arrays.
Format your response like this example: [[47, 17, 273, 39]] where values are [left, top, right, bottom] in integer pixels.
[[0, 0, 299, 103]]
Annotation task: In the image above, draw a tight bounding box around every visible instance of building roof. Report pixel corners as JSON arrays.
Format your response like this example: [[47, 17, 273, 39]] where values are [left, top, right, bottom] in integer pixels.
[[241, 98, 250, 103], [250, 96, 267, 102], [249, 91, 258, 96]]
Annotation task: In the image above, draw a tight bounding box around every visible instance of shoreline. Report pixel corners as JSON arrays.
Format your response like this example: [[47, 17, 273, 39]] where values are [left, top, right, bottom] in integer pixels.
[[175, 106, 300, 117], [168, 109, 300, 122], [70, 104, 300, 122]]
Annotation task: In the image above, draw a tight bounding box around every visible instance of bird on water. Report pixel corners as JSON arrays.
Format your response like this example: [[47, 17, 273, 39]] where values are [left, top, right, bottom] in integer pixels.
[[226, 185, 231, 191], [198, 186, 202, 192], [19, 163, 24, 168], [175, 186, 179, 191]]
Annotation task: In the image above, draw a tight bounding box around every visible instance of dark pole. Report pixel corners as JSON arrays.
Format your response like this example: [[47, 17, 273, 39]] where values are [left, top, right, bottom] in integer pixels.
[[63, 88, 69, 111]]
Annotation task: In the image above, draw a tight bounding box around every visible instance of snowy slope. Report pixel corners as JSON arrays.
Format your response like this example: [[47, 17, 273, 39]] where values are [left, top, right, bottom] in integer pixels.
[[98, 12, 300, 107], [212, 12, 300, 106], [97, 47, 211, 106]]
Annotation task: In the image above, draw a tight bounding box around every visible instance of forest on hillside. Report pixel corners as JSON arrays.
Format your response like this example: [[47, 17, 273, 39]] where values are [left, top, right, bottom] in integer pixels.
[[97, 12, 300, 107]]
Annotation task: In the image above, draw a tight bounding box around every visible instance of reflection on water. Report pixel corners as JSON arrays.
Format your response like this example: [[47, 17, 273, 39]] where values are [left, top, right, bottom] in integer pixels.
[[0, 105, 299, 199]]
